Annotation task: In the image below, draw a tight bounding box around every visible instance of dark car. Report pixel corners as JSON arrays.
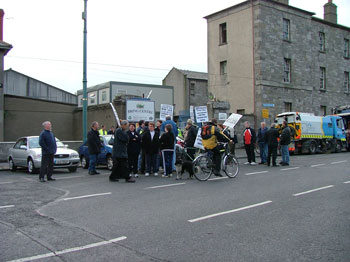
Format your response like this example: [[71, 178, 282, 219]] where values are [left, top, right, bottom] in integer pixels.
[[79, 135, 114, 170]]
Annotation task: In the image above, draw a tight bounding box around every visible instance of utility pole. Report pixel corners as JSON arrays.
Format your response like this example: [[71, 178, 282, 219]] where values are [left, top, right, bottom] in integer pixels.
[[82, 0, 88, 142]]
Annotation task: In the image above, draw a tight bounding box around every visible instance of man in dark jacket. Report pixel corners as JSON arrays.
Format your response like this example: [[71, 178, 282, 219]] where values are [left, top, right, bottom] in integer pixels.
[[39, 121, 57, 182], [265, 123, 280, 167], [280, 121, 291, 166], [141, 122, 160, 176], [243, 121, 257, 165], [87, 121, 101, 175], [257, 122, 268, 164], [127, 123, 141, 176], [184, 119, 197, 160], [110, 120, 135, 182]]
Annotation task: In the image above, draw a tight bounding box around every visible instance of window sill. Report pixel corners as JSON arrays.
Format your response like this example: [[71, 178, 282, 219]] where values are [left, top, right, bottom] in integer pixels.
[[219, 43, 227, 46], [319, 88, 327, 92], [319, 50, 326, 54], [283, 39, 291, 43], [344, 56, 350, 60], [344, 91, 350, 94]]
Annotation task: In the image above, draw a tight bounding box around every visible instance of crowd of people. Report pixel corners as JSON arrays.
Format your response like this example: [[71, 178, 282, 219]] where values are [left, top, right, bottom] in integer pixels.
[[37, 117, 292, 183]]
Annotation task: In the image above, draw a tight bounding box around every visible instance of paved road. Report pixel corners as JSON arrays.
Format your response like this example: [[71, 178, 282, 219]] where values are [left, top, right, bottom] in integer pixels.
[[0, 153, 349, 262]]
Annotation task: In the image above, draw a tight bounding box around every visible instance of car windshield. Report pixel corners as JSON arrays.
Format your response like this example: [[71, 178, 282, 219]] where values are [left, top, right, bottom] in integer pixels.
[[103, 135, 113, 145], [28, 137, 65, 148]]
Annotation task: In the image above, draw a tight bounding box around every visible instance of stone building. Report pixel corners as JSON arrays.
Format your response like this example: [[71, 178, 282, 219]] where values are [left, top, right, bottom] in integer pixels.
[[0, 9, 13, 141], [205, 0, 350, 128], [163, 68, 208, 116]]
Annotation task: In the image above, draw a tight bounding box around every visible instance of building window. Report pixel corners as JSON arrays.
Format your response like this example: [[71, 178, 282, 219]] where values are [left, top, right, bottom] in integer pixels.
[[320, 67, 326, 90], [320, 105, 327, 116], [220, 61, 227, 75], [101, 90, 107, 102], [219, 23, 227, 45], [344, 39, 350, 58], [284, 102, 292, 112], [190, 83, 195, 96], [344, 71, 350, 93], [282, 19, 290, 41], [237, 109, 245, 115], [319, 32, 325, 52], [283, 58, 291, 83]]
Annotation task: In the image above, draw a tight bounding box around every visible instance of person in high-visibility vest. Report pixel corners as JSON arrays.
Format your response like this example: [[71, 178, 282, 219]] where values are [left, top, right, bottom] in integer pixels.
[[99, 125, 108, 135]]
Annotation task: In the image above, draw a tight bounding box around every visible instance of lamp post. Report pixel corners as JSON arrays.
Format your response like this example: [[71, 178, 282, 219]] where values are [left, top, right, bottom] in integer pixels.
[[82, 0, 88, 142]]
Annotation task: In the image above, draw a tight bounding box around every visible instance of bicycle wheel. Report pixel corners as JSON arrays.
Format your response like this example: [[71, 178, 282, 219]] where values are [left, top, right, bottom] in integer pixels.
[[193, 155, 213, 181], [223, 154, 239, 178]]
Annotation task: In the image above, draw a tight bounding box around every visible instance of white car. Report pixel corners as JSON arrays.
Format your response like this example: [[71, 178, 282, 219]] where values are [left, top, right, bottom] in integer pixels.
[[8, 136, 80, 174]]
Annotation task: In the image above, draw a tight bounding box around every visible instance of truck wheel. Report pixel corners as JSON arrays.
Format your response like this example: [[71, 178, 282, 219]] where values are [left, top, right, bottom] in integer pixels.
[[309, 141, 317, 154], [335, 141, 342, 153]]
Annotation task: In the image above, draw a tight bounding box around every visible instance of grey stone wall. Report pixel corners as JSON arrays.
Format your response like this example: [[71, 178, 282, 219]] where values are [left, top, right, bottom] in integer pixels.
[[253, 1, 350, 125], [187, 78, 208, 108]]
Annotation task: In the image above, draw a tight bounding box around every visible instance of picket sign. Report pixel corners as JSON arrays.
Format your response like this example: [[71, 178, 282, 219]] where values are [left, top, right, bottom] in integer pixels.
[[110, 102, 121, 127], [195, 106, 209, 123], [190, 105, 195, 122], [223, 113, 242, 128], [194, 128, 205, 150], [160, 104, 174, 120]]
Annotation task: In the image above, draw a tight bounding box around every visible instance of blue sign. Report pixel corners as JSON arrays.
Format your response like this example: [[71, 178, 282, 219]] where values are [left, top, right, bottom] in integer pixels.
[[263, 103, 275, 108]]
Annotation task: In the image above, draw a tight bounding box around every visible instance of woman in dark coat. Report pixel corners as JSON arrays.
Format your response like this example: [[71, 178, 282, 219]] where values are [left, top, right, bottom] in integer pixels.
[[109, 120, 135, 183], [141, 122, 160, 176], [127, 123, 141, 176], [159, 124, 175, 177]]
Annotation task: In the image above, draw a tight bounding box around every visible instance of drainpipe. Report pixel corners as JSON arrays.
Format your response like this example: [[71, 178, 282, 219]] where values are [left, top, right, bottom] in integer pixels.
[[251, 0, 257, 129]]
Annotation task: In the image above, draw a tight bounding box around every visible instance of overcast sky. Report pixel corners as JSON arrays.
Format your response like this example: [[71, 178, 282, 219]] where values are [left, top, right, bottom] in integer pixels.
[[1, 0, 350, 94]]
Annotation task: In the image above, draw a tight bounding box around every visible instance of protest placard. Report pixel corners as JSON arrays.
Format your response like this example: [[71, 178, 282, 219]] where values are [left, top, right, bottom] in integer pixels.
[[160, 104, 174, 120], [223, 113, 243, 128], [195, 106, 209, 123]]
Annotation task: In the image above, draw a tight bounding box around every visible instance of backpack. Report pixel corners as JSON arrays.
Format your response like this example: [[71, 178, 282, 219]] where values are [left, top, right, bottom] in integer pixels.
[[201, 125, 217, 150]]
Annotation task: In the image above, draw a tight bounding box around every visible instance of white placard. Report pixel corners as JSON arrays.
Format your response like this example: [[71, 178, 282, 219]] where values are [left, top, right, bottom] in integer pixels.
[[160, 104, 174, 121], [218, 113, 228, 120], [109, 103, 121, 127], [126, 100, 155, 122], [223, 113, 243, 128], [195, 106, 209, 123], [190, 105, 195, 122], [194, 128, 205, 150]]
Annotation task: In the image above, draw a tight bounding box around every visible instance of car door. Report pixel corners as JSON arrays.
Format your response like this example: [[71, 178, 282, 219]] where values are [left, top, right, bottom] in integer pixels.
[[98, 138, 107, 164], [12, 138, 27, 166]]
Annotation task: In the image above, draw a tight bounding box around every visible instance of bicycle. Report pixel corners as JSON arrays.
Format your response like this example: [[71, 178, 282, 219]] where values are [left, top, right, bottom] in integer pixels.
[[193, 142, 239, 181]]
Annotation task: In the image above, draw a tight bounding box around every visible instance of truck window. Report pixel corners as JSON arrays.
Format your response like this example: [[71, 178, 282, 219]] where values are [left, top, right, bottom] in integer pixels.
[[328, 123, 333, 128], [337, 119, 344, 129]]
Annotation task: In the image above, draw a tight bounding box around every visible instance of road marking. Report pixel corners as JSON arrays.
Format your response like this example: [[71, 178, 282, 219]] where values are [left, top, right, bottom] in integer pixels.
[[344, 181, 350, 184], [145, 182, 186, 189], [188, 201, 273, 223], [293, 185, 334, 197], [310, 164, 325, 167], [0, 182, 14, 185], [0, 205, 15, 209], [331, 160, 347, 164], [6, 236, 127, 262], [208, 177, 228, 181], [280, 167, 300, 171], [245, 171, 269, 176], [56, 175, 85, 180], [62, 192, 112, 201]]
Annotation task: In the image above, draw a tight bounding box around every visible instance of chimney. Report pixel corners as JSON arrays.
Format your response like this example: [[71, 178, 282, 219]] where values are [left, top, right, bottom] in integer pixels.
[[0, 9, 4, 41], [274, 0, 289, 5], [324, 0, 337, 24]]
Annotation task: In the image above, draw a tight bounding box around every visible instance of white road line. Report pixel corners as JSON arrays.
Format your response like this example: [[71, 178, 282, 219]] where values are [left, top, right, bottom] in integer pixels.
[[56, 175, 85, 180], [0, 205, 15, 209], [188, 201, 273, 223], [62, 192, 112, 201], [331, 160, 347, 164], [344, 181, 350, 184], [145, 182, 186, 189], [310, 164, 326, 167], [6, 236, 127, 262], [293, 185, 334, 197], [280, 167, 300, 171], [208, 177, 228, 181], [245, 171, 269, 176], [0, 182, 14, 185]]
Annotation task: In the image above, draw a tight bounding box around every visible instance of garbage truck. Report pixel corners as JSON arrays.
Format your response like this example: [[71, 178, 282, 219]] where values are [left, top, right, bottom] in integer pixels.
[[275, 112, 346, 154], [332, 105, 350, 151]]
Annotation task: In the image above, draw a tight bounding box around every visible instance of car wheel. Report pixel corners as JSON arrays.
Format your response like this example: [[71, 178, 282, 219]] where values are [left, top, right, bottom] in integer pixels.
[[68, 166, 78, 173], [81, 156, 89, 169], [27, 158, 38, 174], [107, 155, 113, 171], [9, 158, 17, 172]]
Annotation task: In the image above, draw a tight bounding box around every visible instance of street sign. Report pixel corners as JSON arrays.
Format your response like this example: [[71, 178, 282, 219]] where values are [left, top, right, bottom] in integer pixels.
[[263, 103, 275, 108], [262, 109, 269, 119], [195, 106, 209, 123]]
